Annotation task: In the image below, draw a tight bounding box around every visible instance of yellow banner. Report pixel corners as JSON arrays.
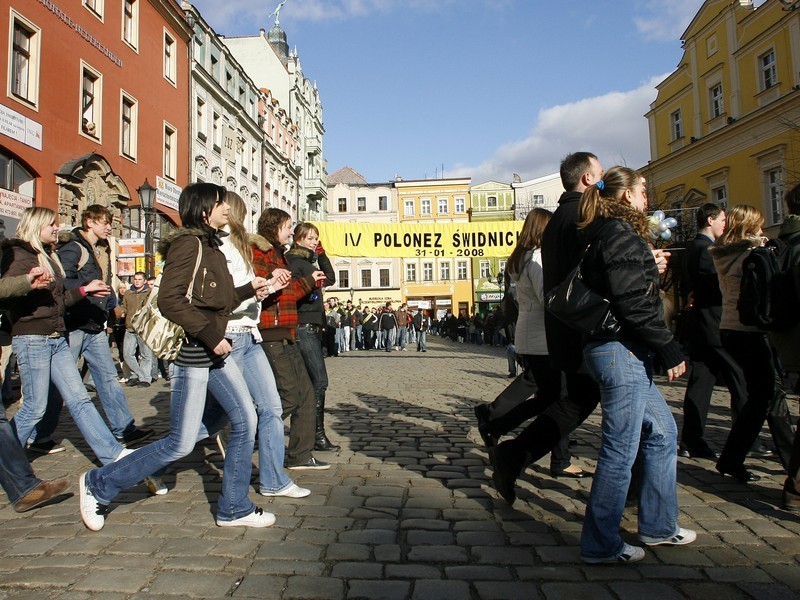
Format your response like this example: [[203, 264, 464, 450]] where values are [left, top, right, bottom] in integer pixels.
[[312, 221, 522, 258]]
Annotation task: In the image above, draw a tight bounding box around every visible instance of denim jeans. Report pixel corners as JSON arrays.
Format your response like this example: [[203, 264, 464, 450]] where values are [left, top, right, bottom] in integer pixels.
[[416, 330, 427, 351], [11, 335, 123, 465], [376, 329, 383, 349], [354, 324, 363, 349], [580, 340, 679, 559], [397, 327, 407, 349], [296, 326, 329, 411], [0, 401, 41, 506], [87, 358, 258, 521], [123, 330, 153, 384], [341, 326, 351, 352], [383, 328, 396, 351]]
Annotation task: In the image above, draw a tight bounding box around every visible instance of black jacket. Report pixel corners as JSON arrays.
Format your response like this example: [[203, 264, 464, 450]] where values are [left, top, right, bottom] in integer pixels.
[[285, 246, 334, 327], [541, 191, 586, 371], [58, 228, 116, 333], [681, 233, 723, 347], [580, 217, 683, 369]]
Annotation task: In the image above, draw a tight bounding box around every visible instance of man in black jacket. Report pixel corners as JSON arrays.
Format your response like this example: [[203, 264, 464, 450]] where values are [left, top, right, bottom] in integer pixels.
[[678, 204, 745, 459], [32, 206, 152, 450]]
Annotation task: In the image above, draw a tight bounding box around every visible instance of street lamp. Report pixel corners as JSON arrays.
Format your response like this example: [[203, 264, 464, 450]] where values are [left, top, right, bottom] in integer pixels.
[[137, 179, 156, 278], [348, 286, 355, 303]]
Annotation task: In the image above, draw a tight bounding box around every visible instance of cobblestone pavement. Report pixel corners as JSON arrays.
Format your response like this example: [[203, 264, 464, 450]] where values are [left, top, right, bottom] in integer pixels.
[[1, 337, 799, 599]]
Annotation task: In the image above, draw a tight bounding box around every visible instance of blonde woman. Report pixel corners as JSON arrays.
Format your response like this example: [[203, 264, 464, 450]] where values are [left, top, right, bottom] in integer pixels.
[[1, 207, 123, 464], [709, 205, 795, 482]]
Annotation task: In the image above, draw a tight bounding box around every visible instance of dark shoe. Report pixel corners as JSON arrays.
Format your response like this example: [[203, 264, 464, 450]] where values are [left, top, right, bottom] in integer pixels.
[[678, 443, 719, 460], [117, 428, 154, 447], [783, 488, 800, 512], [473, 404, 496, 450], [551, 467, 592, 479], [26, 440, 66, 454], [126, 379, 141, 388], [314, 433, 341, 452], [747, 445, 775, 459], [287, 457, 331, 470], [491, 441, 522, 505], [716, 464, 761, 483], [138, 381, 151, 388], [508, 372, 516, 378], [14, 479, 70, 512]]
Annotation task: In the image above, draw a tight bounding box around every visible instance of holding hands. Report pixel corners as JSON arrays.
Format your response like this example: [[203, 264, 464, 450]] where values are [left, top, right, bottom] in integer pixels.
[[27, 267, 53, 289], [84, 280, 112, 297]]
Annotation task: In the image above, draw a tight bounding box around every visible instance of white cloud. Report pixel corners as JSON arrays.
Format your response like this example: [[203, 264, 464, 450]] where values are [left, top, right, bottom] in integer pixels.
[[634, 0, 704, 42], [449, 76, 666, 184]]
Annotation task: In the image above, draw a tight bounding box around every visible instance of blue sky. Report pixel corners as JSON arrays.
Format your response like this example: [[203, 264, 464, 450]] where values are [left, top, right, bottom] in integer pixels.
[[191, 0, 706, 184]]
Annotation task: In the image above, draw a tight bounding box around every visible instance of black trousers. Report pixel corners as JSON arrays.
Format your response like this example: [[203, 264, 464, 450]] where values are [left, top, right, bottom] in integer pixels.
[[717, 330, 795, 471], [681, 341, 747, 448], [486, 355, 572, 470]]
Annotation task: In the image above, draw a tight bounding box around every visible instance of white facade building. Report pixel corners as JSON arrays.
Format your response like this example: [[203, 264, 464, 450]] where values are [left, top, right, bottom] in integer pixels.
[[511, 172, 563, 219], [326, 167, 402, 307], [224, 24, 326, 223]]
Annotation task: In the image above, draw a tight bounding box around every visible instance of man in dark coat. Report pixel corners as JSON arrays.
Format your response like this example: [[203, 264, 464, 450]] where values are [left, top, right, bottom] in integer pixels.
[[678, 203, 745, 459]]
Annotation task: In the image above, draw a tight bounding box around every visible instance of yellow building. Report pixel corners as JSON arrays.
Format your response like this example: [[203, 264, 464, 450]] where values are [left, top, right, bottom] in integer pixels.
[[396, 178, 472, 318], [642, 0, 800, 233]]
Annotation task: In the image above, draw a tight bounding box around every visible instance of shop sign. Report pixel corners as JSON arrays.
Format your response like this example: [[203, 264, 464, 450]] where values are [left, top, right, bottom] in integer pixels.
[[117, 238, 145, 257], [477, 292, 502, 302], [0, 188, 34, 219], [0, 103, 42, 151], [156, 177, 181, 211]]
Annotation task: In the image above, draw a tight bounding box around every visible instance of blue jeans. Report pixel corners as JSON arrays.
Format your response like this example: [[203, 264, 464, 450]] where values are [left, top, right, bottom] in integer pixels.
[[417, 330, 427, 351], [11, 335, 123, 464], [0, 401, 41, 506], [87, 358, 258, 521], [383, 328, 396, 351], [397, 327, 407, 349], [580, 340, 679, 559], [123, 330, 153, 384], [216, 331, 292, 494]]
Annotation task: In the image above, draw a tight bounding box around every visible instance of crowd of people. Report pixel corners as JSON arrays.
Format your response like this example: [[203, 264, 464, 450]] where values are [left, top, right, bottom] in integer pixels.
[[1, 154, 798, 561]]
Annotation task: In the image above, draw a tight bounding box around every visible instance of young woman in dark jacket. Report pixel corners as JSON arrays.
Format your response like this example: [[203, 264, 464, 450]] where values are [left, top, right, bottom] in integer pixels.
[[2, 207, 123, 465], [80, 183, 272, 531], [575, 166, 693, 564], [286, 223, 340, 452]]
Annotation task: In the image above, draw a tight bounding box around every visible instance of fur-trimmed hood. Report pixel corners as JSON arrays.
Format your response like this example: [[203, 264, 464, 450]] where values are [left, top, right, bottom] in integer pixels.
[[585, 196, 651, 239], [248, 233, 273, 253], [285, 245, 315, 262], [708, 237, 761, 277]]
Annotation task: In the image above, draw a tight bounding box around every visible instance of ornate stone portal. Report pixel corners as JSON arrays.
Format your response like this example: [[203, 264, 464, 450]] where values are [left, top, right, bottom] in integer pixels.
[[55, 153, 130, 236]]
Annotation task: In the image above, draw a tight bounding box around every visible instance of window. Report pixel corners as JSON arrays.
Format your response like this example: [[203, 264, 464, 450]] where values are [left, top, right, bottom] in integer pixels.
[[421, 198, 431, 215], [379, 196, 388, 211], [163, 123, 177, 180], [361, 270, 372, 288], [438, 198, 448, 214], [164, 30, 176, 84], [532, 194, 544, 205], [225, 70, 234, 96], [499, 260, 507, 276], [357, 197, 366, 212], [210, 52, 219, 80], [120, 93, 137, 159], [712, 186, 727, 208], [457, 261, 467, 280], [761, 50, 777, 90], [194, 28, 205, 65], [251, 146, 258, 177], [440, 262, 450, 281], [83, 0, 103, 19], [0, 150, 36, 199], [212, 112, 221, 150], [404, 199, 414, 216], [455, 197, 465, 213], [487, 195, 497, 208], [122, 0, 138, 48], [238, 85, 246, 108], [710, 84, 723, 118], [406, 263, 416, 282], [480, 261, 491, 278], [195, 97, 207, 141], [10, 16, 40, 107], [81, 64, 102, 139], [379, 269, 389, 287], [671, 109, 683, 140], [338, 198, 347, 212], [338, 270, 349, 289], [423, 263, 433, 282], [767, 168, 783, 225]]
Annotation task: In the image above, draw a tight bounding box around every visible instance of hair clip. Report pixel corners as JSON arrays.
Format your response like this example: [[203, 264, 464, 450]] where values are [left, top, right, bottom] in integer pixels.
[[596, 180, 605, 191]]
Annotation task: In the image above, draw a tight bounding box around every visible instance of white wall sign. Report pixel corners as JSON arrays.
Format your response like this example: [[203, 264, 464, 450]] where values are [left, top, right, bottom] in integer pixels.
[[0, 103, 42, 151], [0, 188, 34, 219], [156, 177, 181, 211]]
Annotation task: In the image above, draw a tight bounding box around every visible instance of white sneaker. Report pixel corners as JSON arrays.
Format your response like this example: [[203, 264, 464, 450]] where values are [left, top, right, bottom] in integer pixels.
[[260, 483, 311, 498], [118, 377, 129, 384], [145, 475, 168, 496], [115, 448, 135, 461], [216, 506, 275, 528], [640, 528, 697, 546], [79, 472, 106, 531]]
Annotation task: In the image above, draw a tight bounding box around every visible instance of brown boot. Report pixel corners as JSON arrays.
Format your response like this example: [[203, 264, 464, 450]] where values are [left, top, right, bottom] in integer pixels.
[[14, 479, 70, 513]]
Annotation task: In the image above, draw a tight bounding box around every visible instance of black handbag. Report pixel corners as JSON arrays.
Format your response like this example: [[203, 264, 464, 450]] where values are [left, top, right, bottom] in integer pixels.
[[545, 245, 616, 336]]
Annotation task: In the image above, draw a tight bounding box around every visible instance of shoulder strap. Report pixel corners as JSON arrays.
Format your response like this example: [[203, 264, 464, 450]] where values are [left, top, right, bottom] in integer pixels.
[[77, 244, 90, 272], [185, 238, 203, 301]]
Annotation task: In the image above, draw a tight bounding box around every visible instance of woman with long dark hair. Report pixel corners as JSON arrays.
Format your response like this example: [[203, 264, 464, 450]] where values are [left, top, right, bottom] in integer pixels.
[[79, 183, 273, 530], [476, 208, 587, 477], [286, 223, 340, 452], [575, 166, 692, 563]]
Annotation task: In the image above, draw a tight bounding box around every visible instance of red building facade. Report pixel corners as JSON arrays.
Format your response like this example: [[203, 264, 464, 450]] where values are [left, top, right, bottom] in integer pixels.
[[0, 0, 190, 240]]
